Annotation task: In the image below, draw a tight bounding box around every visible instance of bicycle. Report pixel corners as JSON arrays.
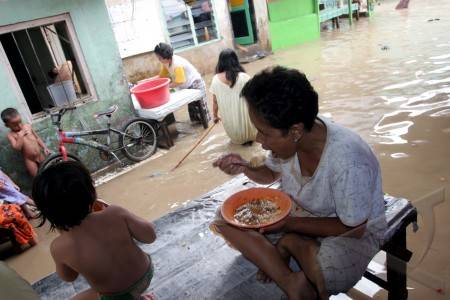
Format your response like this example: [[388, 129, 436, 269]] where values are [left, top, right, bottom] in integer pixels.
[[40, 105, 158, 170]]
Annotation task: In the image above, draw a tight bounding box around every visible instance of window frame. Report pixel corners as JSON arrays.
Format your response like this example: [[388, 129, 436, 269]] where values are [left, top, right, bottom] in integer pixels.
[[0, 13, 97, 121], [159, 0, 222, 52]]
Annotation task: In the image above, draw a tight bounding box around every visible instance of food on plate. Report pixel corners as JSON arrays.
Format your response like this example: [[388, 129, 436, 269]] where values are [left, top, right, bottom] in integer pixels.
[[234, 198, 281, 226]]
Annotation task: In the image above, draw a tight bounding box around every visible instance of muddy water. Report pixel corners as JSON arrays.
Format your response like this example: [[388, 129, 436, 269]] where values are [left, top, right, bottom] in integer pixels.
[[6, 0, 450, 298]]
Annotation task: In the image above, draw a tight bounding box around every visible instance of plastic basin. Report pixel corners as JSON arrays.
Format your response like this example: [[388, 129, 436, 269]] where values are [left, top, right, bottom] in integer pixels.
[[221, 188, 292, 229], [47, 80, 76, 106], [131, 78, 170, 109]]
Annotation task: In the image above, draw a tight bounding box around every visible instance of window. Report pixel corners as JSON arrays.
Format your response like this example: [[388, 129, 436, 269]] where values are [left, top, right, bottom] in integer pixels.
[[161, 0, 219, 50], [0, 15, 95, 116]]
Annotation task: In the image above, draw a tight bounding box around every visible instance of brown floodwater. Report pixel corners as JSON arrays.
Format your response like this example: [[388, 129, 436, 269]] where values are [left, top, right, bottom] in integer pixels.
[[6, 0, 450, 298]]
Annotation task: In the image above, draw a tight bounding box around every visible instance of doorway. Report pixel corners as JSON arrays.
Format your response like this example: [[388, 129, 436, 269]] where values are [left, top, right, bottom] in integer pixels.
[[229, 0, 257, 45]]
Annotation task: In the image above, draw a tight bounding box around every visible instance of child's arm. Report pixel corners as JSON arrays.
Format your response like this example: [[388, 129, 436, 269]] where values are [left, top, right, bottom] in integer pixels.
[[31, 128, 50, 155], [7, 132, 25, 151], [115, 206, 156, 243], [0, 169, 20, 190], [50, 242, 79, 282]]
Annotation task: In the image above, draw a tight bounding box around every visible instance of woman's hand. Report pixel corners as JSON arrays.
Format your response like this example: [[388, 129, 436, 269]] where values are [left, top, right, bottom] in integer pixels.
[[259, 217, 290, 234], [213, 153, 248, 175], [213, 116, 221, 124]]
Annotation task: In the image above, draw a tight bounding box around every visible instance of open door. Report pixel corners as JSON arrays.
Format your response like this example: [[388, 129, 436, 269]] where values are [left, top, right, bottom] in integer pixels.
[[229, 0, 255, 45]]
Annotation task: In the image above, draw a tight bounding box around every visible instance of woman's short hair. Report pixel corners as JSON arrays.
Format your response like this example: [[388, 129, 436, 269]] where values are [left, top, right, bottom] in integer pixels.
[[154, 42, 174, 60], [32, 161, 97, 231], [241, 66, 319, 132]]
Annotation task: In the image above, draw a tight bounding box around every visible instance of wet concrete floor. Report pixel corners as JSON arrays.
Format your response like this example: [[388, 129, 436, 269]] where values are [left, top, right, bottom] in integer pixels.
[[5, 0, 450, 298]]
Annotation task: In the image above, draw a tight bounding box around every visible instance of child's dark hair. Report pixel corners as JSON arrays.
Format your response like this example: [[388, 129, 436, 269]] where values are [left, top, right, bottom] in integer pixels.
[[154, 42, 173, 60], [1, 108, 19, 124], [32, 161, 97, 231], [241, 66, 319, 133], [215, 48, 245, 88]]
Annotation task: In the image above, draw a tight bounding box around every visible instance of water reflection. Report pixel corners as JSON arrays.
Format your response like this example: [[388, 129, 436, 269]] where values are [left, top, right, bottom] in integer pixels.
[[373, 118, 413, 144]]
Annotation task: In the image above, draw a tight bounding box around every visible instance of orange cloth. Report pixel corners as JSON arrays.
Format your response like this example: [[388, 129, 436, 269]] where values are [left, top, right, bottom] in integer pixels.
[[0, 204, 35, 245]]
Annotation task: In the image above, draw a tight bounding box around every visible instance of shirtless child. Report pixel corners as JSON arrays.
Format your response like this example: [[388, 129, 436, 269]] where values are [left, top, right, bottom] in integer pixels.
[[1, 108, 50, 177], [33, 161, 156, 300]]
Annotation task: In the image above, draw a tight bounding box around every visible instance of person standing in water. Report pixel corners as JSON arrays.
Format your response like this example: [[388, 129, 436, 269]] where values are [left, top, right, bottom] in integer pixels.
[[210, 49, 257, 145]]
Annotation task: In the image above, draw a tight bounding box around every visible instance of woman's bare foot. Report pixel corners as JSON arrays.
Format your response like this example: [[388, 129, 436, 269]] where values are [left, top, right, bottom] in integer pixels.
[[256, 269, 273, 283], [21, 204, 39, 219]]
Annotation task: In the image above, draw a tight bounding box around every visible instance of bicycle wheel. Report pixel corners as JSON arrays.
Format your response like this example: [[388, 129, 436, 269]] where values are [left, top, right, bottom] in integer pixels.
[[39, 153, 81, 173], [120, 118, 157, 162]]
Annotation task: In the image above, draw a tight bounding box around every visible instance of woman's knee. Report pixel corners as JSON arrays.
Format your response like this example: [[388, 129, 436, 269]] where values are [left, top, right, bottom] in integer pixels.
[[277, 234, 314, 252], [276, 233, 299, 251]]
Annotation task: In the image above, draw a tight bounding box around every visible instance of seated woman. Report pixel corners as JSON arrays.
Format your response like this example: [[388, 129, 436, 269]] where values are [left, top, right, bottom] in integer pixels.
[[210, 49, 257, 145], [212, 67, 386, 299], [0, 169, 36, 219], [0, 203, 37, 251], [154, 42, 210, 124]]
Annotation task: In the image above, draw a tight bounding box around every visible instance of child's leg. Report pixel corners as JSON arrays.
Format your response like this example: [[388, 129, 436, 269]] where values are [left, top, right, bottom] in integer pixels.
[[71, 289, 98, 300], [277, 234, 329, 300], [24, 159, 39, 177]]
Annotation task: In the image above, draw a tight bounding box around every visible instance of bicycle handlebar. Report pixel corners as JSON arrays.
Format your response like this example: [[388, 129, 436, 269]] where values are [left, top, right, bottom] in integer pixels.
[[44, 106, 77, 117], [45, 106, 76, 126]]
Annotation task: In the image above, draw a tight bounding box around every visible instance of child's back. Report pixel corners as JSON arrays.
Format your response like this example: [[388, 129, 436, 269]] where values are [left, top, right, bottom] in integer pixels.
[[52, 205, 153, 294], [33, 162, 155, 300]]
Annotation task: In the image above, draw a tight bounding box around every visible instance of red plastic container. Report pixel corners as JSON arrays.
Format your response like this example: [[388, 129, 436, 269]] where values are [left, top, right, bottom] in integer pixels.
[[131, 78, 170, 109]]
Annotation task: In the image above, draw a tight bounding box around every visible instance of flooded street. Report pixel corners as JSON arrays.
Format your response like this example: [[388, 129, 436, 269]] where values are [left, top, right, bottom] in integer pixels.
[[6, 0, 450, 298]]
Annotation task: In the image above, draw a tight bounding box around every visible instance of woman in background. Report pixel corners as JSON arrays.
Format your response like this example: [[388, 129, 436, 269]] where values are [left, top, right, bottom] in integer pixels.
[[210, 49, 257, 145], [154, 43, 210, 126]]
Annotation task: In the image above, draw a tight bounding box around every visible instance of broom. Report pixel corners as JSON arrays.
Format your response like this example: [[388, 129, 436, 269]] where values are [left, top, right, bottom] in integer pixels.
[[171, 122, 217, 171]]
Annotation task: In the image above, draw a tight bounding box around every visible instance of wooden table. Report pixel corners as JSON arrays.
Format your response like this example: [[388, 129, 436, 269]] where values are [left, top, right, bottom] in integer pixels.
[[132, 89, 207, 147]]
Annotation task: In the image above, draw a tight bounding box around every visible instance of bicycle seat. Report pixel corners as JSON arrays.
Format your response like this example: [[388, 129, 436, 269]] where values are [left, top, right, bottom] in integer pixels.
[[94, 105, 118, 119]]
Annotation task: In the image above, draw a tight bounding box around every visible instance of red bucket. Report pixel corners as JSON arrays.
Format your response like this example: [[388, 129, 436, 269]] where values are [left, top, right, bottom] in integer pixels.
[[131, 78, 170, 109]]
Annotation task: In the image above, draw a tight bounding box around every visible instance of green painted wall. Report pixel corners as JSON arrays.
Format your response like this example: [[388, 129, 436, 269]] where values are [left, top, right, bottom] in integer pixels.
[[268, 0, 320, 50], [0, 0, 133, 190]]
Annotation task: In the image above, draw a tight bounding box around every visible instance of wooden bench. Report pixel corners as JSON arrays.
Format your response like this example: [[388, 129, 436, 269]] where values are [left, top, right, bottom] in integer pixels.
[[364, 195, 417, 299], [32, 175, 418, 299]]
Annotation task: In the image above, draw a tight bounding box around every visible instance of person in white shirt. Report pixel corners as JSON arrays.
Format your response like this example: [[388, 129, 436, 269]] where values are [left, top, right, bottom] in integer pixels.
[[209, 49, 257, 145], [154, 43, 210, 126], [212, 66, 386, 299]]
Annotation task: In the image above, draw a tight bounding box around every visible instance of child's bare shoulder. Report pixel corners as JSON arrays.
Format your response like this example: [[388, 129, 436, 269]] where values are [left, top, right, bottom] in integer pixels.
[[50, 234, 74, 260], [100, 204, 129, 218]]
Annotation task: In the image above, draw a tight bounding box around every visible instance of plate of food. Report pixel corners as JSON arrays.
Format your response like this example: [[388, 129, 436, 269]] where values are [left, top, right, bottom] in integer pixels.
[[221, 188, 292, 229]]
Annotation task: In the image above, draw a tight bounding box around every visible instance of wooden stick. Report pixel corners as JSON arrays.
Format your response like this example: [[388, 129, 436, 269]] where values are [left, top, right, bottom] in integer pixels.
[[171, 122, 217, 171]]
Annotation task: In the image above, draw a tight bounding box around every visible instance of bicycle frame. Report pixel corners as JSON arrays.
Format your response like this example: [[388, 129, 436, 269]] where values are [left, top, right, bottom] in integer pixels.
[[49, 106, 155, 164], [57, 127, 125, 162]]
